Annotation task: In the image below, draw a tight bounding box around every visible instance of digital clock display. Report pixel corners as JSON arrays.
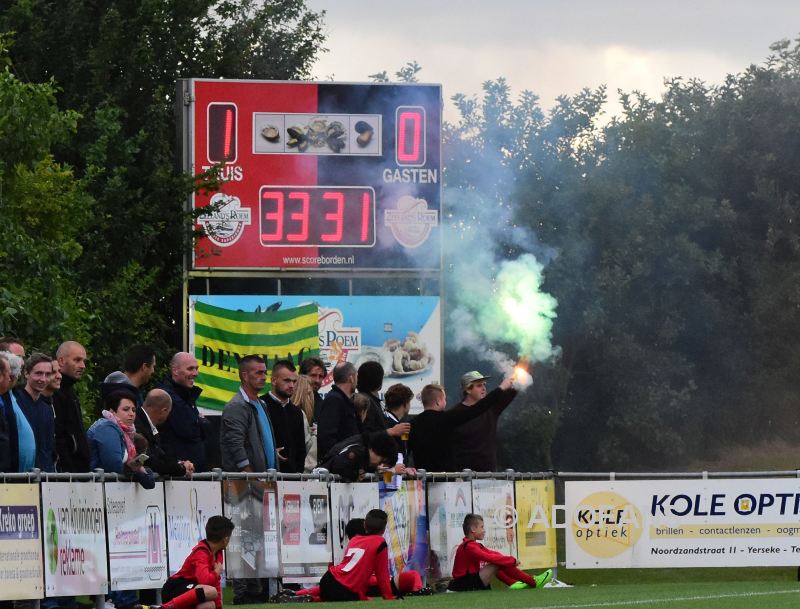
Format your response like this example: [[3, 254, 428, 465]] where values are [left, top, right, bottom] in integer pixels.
[[259, 186, 375, 247]]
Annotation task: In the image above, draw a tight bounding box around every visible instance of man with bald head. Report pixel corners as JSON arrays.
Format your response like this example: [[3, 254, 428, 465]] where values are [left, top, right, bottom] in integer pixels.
[[53, 341, 90, 472], [157, 352, 207, 471], [135, 388, 195, 477]]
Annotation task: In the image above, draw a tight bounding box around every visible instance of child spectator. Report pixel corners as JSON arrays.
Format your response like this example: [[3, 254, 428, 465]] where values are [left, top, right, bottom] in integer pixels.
[[448, 513, 552, 592], [153, 515, 235, 609]]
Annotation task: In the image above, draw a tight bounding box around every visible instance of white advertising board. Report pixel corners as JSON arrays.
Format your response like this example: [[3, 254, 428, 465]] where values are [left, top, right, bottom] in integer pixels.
[[277, 481, 331, 577], [566, 478, 800, 568], [427, 481, 472, 580], [329, 482, 380, 564], [222, 480, 278, 578], [471, 479, 517, 558], [164, 481, 224, 575], [105, 482, 167, 590], [42, 482, 107, 595]]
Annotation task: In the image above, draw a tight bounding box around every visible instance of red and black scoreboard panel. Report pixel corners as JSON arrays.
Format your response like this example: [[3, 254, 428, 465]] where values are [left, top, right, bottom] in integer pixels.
[[185, 79, 442, 270]]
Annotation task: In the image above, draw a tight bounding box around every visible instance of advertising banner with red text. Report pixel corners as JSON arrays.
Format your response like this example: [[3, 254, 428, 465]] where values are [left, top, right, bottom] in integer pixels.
[[42, 482, 107, 596], [277, 481, 331, 579], [105, 482, 167, 590]]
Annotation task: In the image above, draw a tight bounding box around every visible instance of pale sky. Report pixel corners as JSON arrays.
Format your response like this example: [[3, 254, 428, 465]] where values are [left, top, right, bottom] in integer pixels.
[[306, 1, 800, 121]]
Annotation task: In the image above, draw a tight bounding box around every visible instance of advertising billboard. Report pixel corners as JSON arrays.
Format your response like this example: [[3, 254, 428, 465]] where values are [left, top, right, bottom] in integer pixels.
[[565, 478, 800, 568], [183, 80, 441, 271], [42, 482, 107, 596], [105, 482, 167, 591], [190, 295, 441, 414]]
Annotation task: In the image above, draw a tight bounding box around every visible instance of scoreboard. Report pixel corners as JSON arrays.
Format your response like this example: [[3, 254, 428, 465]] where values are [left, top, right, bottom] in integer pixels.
[[182, 80, 442, 271]]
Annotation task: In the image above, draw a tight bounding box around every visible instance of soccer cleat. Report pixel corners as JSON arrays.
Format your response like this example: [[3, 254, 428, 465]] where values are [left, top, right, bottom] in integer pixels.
[[509, 581, 529, 590], [534, 569, 553, 588]]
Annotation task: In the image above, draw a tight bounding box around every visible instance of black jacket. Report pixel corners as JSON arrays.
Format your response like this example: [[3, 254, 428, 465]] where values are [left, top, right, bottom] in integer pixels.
[[360, 392, 389, 434], [316, 385, 359, 462], [0, 391, 16, 472], [262, 393, 306, 474], [384, 411, 408, 460], [53, 374, 90, 472], [135, 406, 187, 477], [157, 375, 207, 472], [319, 433, 370, 482], [451, 387, 517, 472], [408, 390, 499, 472]]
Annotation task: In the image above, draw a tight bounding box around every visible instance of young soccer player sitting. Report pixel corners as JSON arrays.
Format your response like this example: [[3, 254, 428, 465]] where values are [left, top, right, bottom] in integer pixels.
[[448, 513, 552, 592], [287, 518, 425, 603], [317, 509, 397, 602], [152, 515, 235, 609]]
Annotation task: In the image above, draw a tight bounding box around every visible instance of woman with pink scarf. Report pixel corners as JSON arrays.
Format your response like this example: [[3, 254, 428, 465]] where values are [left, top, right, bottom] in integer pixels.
[[87, 390, 155, 488]]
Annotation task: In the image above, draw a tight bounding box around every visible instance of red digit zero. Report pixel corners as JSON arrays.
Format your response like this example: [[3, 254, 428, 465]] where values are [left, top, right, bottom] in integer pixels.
[[207, 102, 237, 163], [396, 106, 425, 166]]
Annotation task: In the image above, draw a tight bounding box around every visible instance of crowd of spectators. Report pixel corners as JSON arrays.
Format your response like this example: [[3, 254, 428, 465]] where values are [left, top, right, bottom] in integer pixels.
[[0, 336, 519, 483], [0, 335, 522, 608]]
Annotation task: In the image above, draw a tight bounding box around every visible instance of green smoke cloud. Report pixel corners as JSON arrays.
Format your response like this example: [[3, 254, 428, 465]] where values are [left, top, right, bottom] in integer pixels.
[[451, 253, 559, 369]]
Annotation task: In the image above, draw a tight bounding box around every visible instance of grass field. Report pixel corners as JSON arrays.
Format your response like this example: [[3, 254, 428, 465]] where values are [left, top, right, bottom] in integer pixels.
[[240, 580, 800, 609], [228, 566, 800, 609]]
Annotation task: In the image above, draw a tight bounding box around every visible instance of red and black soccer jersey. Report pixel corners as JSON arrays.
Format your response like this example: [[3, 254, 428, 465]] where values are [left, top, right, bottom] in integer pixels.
[[329, 533, 395, 600], [167, 540, 223, 607], [451, 538, 516, 579]]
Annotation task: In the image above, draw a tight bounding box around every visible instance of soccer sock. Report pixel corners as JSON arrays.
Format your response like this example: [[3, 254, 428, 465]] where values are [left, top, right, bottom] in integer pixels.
[[498, 566, 537, 587], [296, 586, 320, 597], [495, 570, 517, 586], [163, 587, 204, 609]]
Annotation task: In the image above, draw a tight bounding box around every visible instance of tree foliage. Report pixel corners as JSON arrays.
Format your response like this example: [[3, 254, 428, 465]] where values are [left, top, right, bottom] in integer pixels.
[[444, 40, 800, 470], [0, 1, 325, 397]]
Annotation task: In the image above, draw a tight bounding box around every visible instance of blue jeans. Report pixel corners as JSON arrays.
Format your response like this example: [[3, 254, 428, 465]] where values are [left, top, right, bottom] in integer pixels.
[[109, 590, 137, 609]]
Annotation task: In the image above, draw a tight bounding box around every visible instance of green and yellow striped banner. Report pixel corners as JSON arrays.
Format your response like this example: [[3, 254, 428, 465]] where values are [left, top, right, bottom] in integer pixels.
[[192, 301, 319, 411]]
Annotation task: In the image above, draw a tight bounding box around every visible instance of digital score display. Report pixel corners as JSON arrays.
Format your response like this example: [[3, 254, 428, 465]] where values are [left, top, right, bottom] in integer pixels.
[[184, 80, 441, 270], [260, 186, 375, 247]]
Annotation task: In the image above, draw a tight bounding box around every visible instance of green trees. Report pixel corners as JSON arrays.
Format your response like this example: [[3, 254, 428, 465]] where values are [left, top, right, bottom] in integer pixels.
[[0, 36, 91, 349], [0, 1, 324, 388], [445, 41, 800, 470]]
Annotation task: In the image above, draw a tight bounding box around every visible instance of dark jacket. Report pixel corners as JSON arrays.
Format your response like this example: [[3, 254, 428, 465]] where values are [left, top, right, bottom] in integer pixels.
[[100, 376, 142, 406], [16, 388, 56, 472], [384, 411, 408, 460], [316, 385, 359, 462], [53, 374, 90, 472], [360, 392, 389, 434], [157, 375, 207, 472], [262, 393, 306, 474], [451, 387, 517, 472], [408, 390, 499, 472], [135, 406, 187, 477], [319, 433, 371, 482], [0, 391, 16, 472]]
